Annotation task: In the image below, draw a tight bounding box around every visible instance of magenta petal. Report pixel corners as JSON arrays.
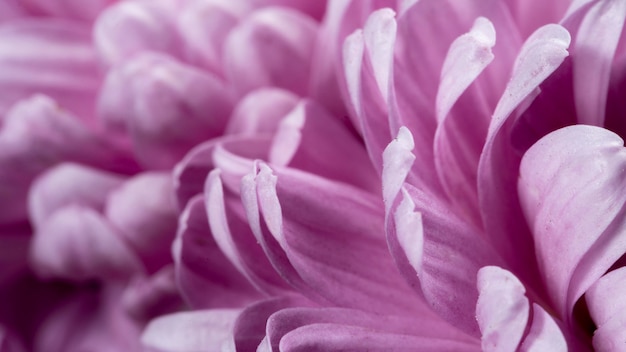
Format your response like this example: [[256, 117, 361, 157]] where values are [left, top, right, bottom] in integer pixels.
[[98, 53, 233, 169], [94, 0, 181, 66], [10, 0, 116, 21], [586, 267, 626, 351], [0, 19, 100, 119], [30, 205, 144, 282], [225, 88, 299, 136], [570, 0, 626, 126], [476, 266, 529, 352], [174, 195, 259, 309], [177, 0, 248, 74], [246, 163, 432, 316], [519, 125, 626, 320], [28, 163, 124, 229], [233, 295, 314, 351], [141, 309, 241, 352], [224, 7, 318, 97], [104, 172, 178, 273], [173, 140, 217, 209], [477, 24, 570, 283], [519, 304, 567, 352], [121, 266, 183, 322], [207, 169, 291, 295], [269, 100, 379, 192]]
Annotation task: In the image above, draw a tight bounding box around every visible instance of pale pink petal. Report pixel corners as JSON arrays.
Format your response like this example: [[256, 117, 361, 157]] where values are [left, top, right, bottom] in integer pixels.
[[141, 309, 240, 352], [269, 100, 379, 192], [586, 267, 626, 351], [233, 295, 315, 351], [245, 163, 433, 316], [173, 140, 218, 209], [250, 0, 327, 21], [174, 195, 259, 309], [98, 53, 233, 169], [223, 7, 318, 97], [30, 205, 144, 282], [266, 307, 477, 351], [208, 169, 292, 295], [177, 0, 249, 74], [28, 163, 124, 229], [212, 137, 272, 193], [0, 19, 100, 119], [0, 95, 136, 224], [94, 0, 181, 66], [519, 304, 568, 352], [104, 172, 178, 273], [477, 24, 570, 283], [570, 0, 626, 126], [476, 266, 529, 352], [121, 266, 183, 322], [224, 88, 299, 136], [507, 0, 570, 38], [519, 125, 626, 320]]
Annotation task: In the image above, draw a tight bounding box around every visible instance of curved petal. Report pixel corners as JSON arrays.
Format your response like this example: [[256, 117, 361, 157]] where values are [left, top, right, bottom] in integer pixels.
[[28, 163, 124, 229], [224, 88, 299, 136], [30, 205, 144, 282], [121, 266, 183, 322], [141, 309, 240, 352], [223, 7, 318, 97], [244, 163, 432, 316], [476, 266, 529, 352], [586, 267, 626, 351], [105, 172, 178, 273], [174, 195, 259, 309], [519, 304, 568, 352], [519, 125, 626, 320]]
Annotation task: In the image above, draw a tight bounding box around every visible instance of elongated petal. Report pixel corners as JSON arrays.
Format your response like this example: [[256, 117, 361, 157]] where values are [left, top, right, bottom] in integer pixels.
[[98, 53, 233, 169], [586, 267, 626, 351], [225, 88, 299, 136], [206, 170, 291, 295], [105, 172, 178, 273], [245, 163, 433, 316], [223, 8, 317, 97], [94, 0, 181, 66], [141, 309, 240, 352], [519, 125, 626, 320], [0, 19, 100, 119], [30, 205, 143, 282], [477, 24, 570, 283], [174, 195, 259, 309], [519, 304, 567, 352], [570, 0, 626, 126], [28, 163, 124, 229], [269, 100, 378, 192], [476, 266, 529, 352]]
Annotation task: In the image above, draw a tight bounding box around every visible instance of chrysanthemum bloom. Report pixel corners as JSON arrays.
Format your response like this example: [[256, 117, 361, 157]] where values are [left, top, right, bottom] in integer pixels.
[[0, 0, 347, 350], [152, 0, 626, 351]]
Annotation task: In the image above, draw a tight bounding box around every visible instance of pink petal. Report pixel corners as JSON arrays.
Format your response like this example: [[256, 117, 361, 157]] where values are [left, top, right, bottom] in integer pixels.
[[244, 163, 433, 316], [98, 53, 233, 169], [174, 195, 259, 309], [177, 0, 249, 74], [250, 0, 327, 21], [207, 169, 291, 295], [477, 24, 570, 283], [0, 95, 136, 224], [569, 0, 626, 126], [518, 125, 626, 320], [104, 172, 178, 273], [28, 163, 124, 230], [141, 309, 241, 352], [94, 0, 181, 66], [266, 307, 478, 351], [269, 100, 379, 192], [586, 267, 626, 351], [11, 0, 117, 21], [121, 266, 183, 322], [0, 19, 100, 119], [30, 205, 144, 282], [223, 7, 318, 97], [233, 295, 315, 351], [507, 1, 570, 39], [519, 304, 568, 352], [476, 266, 529, 352], [224, 88, 299, 136]]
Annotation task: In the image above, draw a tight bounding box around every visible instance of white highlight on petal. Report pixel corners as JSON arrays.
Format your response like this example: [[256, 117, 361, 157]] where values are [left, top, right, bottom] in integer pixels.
[[343, 29, 365, 118], [436, 17, 495, 123], [394, 188, 424, 278], [363, 8, 397, 105], [382, 126, 415, 215]]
